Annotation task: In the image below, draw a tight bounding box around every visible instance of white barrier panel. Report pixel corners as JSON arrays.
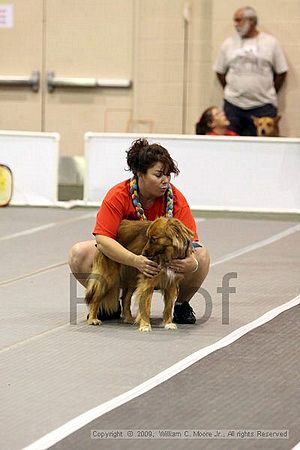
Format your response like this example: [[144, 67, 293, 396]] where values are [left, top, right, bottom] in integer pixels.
[[84, 133, 300, 213], [0, 131, 59, 206]]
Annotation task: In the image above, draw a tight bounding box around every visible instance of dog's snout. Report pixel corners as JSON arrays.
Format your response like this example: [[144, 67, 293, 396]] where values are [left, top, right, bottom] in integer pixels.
[[261, 129, 266, 135], [142, 243, 154, 258]]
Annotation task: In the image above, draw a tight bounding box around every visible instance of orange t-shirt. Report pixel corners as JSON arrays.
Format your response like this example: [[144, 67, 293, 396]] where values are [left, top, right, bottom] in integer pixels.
[[93, 179, 199, 240]]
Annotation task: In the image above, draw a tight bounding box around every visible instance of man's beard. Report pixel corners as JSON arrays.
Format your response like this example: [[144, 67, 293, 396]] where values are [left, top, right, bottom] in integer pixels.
[[237, 21, 250, 38]]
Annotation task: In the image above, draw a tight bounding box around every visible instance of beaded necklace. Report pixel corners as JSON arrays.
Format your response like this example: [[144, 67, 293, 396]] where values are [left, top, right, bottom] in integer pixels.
[[129, 176, 173, 220]]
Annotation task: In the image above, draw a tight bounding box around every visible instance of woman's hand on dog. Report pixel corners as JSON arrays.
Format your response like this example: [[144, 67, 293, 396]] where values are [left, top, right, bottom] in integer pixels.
[[169, 255, 198, 274], [134, 255, 161, 278]]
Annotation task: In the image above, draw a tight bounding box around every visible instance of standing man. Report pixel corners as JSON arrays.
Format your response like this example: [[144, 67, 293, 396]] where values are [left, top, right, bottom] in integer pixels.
[[214, 6, 288, 136]]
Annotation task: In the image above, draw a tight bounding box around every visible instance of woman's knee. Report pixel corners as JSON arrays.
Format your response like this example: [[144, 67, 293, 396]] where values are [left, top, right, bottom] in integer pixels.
[[180, 247, 210, 292], [196, 247, 210, 274], [68, 241, 96, 273]]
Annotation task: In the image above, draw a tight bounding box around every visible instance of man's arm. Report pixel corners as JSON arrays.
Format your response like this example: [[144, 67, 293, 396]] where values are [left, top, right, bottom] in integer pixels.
[[274, 72, 287, 93], [216, 72, 226, 88]]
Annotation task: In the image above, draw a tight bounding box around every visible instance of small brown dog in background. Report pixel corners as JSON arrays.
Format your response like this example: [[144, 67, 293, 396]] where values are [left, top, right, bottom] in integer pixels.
[[85, 217, 194, 332], [252, 115, 281, 137]]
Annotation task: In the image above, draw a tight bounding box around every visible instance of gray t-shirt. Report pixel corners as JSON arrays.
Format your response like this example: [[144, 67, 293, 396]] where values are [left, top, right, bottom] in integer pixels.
[[214, 32, 288, 109]]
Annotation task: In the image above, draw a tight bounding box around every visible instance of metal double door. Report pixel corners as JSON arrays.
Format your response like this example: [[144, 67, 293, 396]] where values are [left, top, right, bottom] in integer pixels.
[[0, 0, 133, 155]]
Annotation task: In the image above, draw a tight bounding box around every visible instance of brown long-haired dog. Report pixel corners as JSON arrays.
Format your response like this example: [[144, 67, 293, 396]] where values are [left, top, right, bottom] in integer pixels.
[[85, 217, 194, 332], [133, 217, 194, 332]]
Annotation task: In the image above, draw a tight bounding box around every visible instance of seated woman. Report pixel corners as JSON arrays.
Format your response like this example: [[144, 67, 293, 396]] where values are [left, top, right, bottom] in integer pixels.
[[195, 106, 239, 136]]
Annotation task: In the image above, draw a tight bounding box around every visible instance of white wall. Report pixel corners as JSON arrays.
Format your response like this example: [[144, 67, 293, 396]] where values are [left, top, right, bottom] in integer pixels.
[[84, 133, 300, 213], [0, 131, 59, 205]]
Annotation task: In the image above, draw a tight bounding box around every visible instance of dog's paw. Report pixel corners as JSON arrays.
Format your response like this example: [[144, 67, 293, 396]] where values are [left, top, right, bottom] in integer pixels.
[[87, 318, 102, 326], [123, 315, 135, 324], [164, 322, 177, 330], [134, 313, 141, 324], [139, 324, 152, 332]]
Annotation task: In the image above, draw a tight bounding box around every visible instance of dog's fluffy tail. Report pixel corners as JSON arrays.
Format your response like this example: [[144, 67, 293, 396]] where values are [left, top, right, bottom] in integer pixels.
[[85, 252, 120, 314]]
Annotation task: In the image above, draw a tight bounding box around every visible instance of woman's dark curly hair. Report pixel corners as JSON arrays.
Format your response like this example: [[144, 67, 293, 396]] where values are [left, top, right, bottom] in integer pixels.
[[195, 106, 216, 135], [126, 138, 179, 176]]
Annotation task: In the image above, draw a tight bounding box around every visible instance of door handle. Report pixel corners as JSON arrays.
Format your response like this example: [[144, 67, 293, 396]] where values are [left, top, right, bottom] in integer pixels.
[[0, 70, 40, 92], [47, 71, 132, 92]]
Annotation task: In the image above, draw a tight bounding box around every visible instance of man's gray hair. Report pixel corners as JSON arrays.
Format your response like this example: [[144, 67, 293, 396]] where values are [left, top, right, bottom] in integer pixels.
[[242, 6, 258, 25]]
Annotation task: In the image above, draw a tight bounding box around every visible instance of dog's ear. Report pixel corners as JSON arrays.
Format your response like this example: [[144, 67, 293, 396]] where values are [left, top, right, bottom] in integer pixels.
[[167, 219, 194, 257], [251, 116, 259, 125], [274, 115, 281, 123]]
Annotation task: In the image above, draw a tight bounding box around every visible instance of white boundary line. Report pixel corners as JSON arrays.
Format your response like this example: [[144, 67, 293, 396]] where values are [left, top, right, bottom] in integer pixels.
[[0, 322, 72, 354], [0, 223, 58, 241], [0, 261, 67, 287], [1, 221, 299, 353], [0, 213, 95, 242], [0, 214, 200, 243], [22, 295, 300, 450], [212, 223, 300, 266], [1, 222, 299, 287], [2, 219, 298, 449]]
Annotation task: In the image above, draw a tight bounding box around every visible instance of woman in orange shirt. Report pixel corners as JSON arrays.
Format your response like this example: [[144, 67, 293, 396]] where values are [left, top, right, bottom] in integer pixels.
[[69, 139, 210, 324]]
